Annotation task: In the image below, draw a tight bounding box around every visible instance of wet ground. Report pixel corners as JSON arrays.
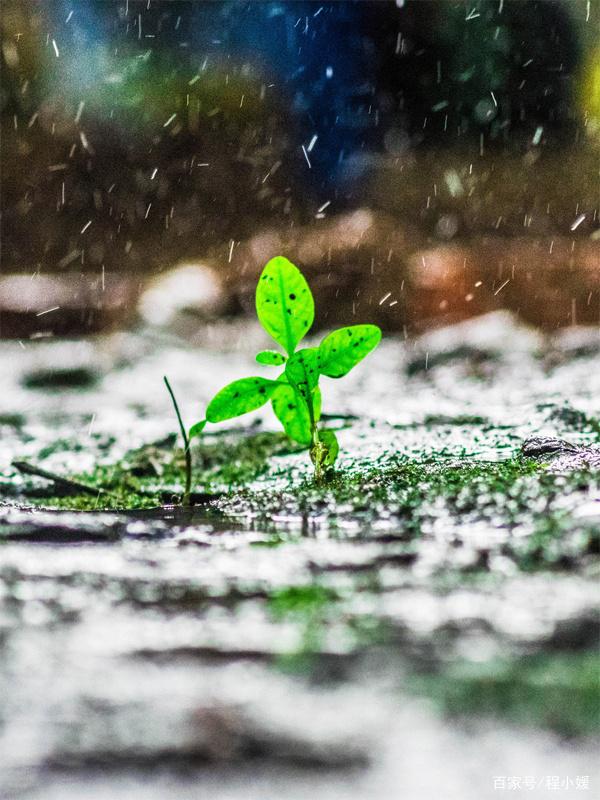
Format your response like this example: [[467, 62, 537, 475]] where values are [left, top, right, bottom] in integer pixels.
[[0, 312, 599, 798]]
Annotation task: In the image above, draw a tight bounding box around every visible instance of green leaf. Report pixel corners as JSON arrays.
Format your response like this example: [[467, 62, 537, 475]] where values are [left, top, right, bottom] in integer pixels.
[[206, 377, 281, 423], [271, 380, 312, 445], [188, 419, 207, 440], [310, 428, 339, 470], [272, 371, 322, 445], [318, 429, 339, 467], [256, 349, 286, 366], [255, 257, 314, 355], [318, 325, 382, 378], [285, 348, 320, 407]]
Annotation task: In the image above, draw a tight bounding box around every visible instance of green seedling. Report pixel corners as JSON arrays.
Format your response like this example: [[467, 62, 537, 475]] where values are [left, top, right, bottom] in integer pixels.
[[164, 375, 193, 506], [187, 256, 381, 483]]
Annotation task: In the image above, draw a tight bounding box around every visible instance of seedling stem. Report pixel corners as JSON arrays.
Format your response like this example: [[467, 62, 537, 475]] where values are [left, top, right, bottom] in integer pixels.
[[163, 375, 192, 506]]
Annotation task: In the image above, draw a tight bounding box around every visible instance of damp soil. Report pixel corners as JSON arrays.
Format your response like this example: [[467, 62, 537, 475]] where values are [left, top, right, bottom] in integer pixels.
[[0, 313, 599, 799]]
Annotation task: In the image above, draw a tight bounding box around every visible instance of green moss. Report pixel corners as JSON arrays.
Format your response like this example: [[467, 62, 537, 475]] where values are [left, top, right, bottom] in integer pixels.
[[422, 414, 491, 426], [265, 582, 389, 674], [408, 652, 600, 736], [21, 367, 99, 391], [219, 453, 600, 571], [265, 584, 337, 673], [546, 404, 600, 441], [268, 584, 340, 618], [36, 439, 86, 460], [12, 431, 297, 511], [223, 454, 543, 530], [0, 413, 25, 427], [8, 432, 598, 574], [265, 584, 599, 735], [193, 431, 303, 486]]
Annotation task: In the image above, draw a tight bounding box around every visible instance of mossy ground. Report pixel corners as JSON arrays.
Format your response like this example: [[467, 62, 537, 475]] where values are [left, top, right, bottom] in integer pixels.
[[407, 651, 600, 737], [3, 422, 599, 738], [2, 320, 599, 791], [7, 427, 599, 574], [263, 579, 600, 736], [4, 430, 301, 511]]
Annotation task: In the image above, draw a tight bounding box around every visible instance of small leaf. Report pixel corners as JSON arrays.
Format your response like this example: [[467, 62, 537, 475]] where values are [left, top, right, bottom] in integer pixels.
[[189, 419, 207, 440], [271, 371, 322, 445], [318, 325, 382, 378], [310, 428, 339, 470], [271, 380, 312, 445], [319, 429, 339, 467], [285, 348, 320, 407], [256, 349, 286, 366], [206, 377, 281, 423], [256, 257, 314, 355]]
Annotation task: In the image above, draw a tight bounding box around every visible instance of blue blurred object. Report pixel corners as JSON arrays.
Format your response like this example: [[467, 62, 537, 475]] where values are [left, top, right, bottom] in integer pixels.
[[45, 1, 379, 192], [32, 0, 583, 193]]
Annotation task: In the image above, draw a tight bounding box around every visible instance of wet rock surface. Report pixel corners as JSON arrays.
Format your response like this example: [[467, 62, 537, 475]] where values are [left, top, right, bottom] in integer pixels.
[[0, 312, 599, 799], [521, 436, 600, 471]]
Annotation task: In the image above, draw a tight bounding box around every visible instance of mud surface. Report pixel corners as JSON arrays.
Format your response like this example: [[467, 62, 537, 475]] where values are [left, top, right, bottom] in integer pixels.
[[0, 313, 599, 798]]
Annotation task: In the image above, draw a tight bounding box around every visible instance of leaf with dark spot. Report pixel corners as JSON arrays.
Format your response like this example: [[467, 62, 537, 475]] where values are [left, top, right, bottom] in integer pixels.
[[206, 377, 282, 422], [256, 257, 314, 355], [318, 325, 382, 378], [256, 350, 287, 366], [285, 348, 320, 407], [271, 374, 320, 445]]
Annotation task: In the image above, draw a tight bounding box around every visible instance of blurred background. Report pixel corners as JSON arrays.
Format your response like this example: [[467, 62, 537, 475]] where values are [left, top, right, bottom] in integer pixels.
[[1, 0, 598, 338]]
